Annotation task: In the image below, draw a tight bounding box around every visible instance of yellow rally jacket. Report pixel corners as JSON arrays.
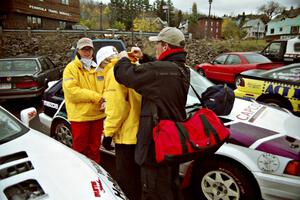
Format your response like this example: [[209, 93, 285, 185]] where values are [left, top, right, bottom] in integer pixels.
[[62, 56, 112, 122], [103, 58, 142, 144]]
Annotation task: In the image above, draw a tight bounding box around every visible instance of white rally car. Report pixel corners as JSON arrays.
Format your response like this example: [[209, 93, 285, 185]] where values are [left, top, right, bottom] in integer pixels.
[[39, 69, 300, 200], [0, 106, 127, 200]]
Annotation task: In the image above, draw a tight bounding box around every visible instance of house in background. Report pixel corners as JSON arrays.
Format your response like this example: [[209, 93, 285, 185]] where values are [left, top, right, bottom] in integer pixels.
[[0, 0, 80, 30], [189, 16, 222, 39], [242, 18, 266, 39], [266, 7, 300, 40], [178, 20, 188, 34]]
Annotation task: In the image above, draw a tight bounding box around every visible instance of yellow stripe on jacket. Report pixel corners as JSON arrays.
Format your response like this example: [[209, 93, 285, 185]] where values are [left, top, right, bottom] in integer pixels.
[[103, 58, 142, 144], [62, 56, 112, 122]]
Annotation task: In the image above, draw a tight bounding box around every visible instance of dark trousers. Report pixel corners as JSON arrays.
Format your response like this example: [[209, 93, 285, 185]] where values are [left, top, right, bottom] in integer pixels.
[[115, 144, 141, 200], [141, 164, 183, 200]]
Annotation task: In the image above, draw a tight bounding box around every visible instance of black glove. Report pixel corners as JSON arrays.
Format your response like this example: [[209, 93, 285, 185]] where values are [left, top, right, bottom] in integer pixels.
[[102, 136, 114, 150]]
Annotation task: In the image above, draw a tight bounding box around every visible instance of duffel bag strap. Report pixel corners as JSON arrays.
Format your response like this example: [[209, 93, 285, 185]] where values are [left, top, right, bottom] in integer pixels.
[[175, 122, 200, 151], [199, 114, 221, 143]]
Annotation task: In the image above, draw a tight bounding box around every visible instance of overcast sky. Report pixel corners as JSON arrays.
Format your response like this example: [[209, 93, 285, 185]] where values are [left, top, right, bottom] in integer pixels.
[[98, 0, 300, 16]]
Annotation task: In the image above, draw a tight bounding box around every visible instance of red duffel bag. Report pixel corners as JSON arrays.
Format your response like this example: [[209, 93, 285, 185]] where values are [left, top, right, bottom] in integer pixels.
[[153, 108, 230, 164]]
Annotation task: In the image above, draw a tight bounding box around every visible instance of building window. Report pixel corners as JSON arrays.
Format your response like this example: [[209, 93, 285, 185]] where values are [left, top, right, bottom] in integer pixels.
[[279, 27, 283, 32], [61, 0, 69, 5], [291, 26, 299, 34], [205, 21, 208, 26], [216, 28, 218, 33], [270, 28, 274, 34], [27, 16, 42, 29], [59, 21, 66, 29]]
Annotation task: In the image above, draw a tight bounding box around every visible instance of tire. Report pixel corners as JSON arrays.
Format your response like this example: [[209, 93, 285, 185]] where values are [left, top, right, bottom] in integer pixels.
[[197, 69, 205, 77], [262, 97, 292, 111], [234, 75, 242, 88], [192, 158, 260, 200], [51, 119, 72, 147]]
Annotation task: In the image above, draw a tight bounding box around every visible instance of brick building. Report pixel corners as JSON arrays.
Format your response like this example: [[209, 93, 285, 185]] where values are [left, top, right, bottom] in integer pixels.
[[0, 0, 80, 30], [189, 16, 223, 39]]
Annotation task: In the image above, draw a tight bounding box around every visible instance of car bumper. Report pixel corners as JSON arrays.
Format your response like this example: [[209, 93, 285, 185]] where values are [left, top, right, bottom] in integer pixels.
[[39, 112, 53, 129], [254, 171, 300, 200], [0, 88, 44, 99]]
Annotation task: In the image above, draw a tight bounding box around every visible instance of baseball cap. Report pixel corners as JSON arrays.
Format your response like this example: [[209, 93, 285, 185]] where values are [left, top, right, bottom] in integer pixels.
[[77, 37, 94, 49], [96, 46, 118, 69], [149, 27, 185, 47]]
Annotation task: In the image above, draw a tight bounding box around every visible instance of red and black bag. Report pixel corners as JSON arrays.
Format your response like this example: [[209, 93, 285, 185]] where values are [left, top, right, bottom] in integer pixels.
[[153, 108, 230, 164], [152, 67, 230, 164]]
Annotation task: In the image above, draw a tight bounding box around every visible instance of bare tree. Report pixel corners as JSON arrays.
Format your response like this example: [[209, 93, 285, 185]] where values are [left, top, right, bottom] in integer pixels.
[[258, 1, 285, 20]]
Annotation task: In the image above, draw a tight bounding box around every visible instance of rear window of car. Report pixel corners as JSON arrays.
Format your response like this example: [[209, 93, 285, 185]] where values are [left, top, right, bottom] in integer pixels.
[[266, 66, 300, 83], [244, 54, 271, 64], [0, 59, 39, 72], [93, 41, 126, 53]]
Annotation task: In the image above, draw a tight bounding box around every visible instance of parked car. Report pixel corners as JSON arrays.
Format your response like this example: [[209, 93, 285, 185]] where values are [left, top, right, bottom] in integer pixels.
[[70, 39, 126, 60], [0, 106, 127, 200], [234, 63, 300, 116], [39, 69, 300, 200], [193, 52, 284, 87], [0, 56, 63, 100], [72, 24, 89, 30], [261, 36, 300, 64]]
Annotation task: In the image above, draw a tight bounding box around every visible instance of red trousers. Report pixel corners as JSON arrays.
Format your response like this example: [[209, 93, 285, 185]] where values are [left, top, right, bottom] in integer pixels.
[[70, 119, 103, 163]]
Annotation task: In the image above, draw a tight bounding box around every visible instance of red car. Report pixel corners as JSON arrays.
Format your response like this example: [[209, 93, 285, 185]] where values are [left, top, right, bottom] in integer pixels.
[[194, 52, 284, 87]]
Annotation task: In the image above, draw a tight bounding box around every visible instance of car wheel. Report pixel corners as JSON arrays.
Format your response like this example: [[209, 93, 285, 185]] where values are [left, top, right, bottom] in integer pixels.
[[197, 69, 205, 77], [192, 158, 260, 200], [262, 97, 292, 112], [234, 75, 242, 88], [51, 119, 72, 147]]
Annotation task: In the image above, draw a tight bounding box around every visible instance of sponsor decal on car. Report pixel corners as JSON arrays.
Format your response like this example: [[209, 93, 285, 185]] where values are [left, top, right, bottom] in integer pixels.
[[91, 178, 105, 197], [236, 103, 264, 121], [257, 153, 280, 172], [264, 82, 300, 99]]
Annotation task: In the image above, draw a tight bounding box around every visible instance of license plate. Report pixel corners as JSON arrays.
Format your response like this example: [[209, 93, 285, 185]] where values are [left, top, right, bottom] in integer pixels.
[[0, 83, 11, 89]]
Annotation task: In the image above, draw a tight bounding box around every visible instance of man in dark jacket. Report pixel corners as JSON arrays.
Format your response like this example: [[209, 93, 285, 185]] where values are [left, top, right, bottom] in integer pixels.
[[114, 27, 190, 200]]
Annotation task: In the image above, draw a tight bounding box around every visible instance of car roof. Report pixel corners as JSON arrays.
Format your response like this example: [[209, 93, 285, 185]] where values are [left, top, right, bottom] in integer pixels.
[[223, 52, 260, 55], [0, 56, 44, 60], [92, 38, 123, 42]]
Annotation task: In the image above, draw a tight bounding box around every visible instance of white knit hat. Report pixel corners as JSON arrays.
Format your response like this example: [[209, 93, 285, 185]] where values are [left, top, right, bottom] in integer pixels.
[[95, 46, 118, 70]]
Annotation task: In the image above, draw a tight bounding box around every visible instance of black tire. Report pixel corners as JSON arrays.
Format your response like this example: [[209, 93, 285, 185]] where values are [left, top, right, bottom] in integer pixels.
[[197, 69, 205, 77], [192, 158, 260, 200], [50, 119, 72, 147], [234, 75, 242, 88], [262, 97, 292, 111]]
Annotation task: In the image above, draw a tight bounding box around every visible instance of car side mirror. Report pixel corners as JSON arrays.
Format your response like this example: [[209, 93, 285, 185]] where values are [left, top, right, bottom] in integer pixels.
[[20, 107, 37, 126]]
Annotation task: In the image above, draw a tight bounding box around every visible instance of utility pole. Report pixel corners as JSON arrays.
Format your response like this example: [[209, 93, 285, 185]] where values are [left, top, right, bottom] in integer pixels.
[[99, 1, 103, 30], [163, 5, 169, 26], [207, 0, 212, 39]]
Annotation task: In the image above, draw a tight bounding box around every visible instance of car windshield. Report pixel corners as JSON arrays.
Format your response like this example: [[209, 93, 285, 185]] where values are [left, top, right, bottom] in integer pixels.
[[0, 59, 39, 75], [0, 107, 29, 144], [186, 68, 214, 107], [263, 64, 300, 83], [243, 53, 271, 64]]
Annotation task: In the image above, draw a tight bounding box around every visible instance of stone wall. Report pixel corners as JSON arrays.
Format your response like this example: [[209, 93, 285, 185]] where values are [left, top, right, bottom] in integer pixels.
[[0, 30, 245, 68]]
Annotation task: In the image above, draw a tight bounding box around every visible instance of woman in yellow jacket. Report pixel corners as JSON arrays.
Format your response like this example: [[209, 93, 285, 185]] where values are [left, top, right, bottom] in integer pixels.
[[97, 46, 142, 200], [62, 38, 112, 164]]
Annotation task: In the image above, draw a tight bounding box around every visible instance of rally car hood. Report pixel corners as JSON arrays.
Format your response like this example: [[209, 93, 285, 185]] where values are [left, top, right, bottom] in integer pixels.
[[0, 130, 126, 200], [187, 94, 299, 140], [223, 98, 299, 140]]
